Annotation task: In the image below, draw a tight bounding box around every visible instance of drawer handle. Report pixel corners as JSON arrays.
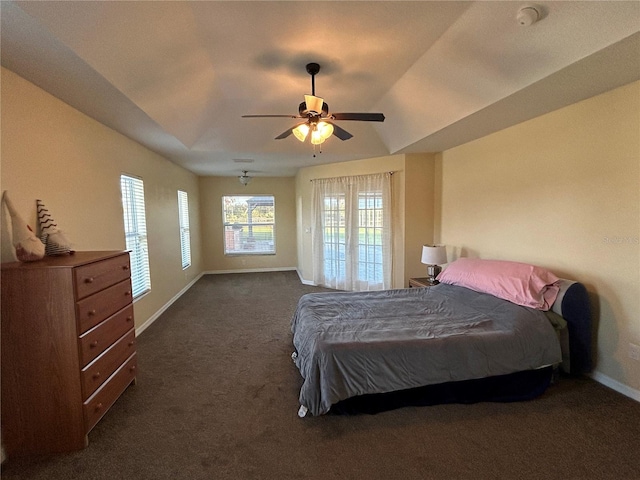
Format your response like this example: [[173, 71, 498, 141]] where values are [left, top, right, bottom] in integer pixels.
[[122, 265, 130, 271], [85, 277, 94, 284], [128, 341, 135, 347], [125, 291, 131, 297], [90, 340, 99, 348], [88, 309, 96, 317], [95, 403, 103, 412], [130, 365, 136, 373], [126, 316, 133, 322], [92, 372, 101, 380]]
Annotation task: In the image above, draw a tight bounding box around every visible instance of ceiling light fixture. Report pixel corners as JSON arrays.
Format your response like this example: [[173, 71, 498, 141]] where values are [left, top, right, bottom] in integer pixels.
[[292, 119, 334, 146], [292, 123, 310, 142], [238, 170, 252, 186]]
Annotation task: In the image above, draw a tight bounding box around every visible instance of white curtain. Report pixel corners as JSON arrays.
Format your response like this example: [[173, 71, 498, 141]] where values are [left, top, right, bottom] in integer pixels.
[[312, 172, 392, 291]]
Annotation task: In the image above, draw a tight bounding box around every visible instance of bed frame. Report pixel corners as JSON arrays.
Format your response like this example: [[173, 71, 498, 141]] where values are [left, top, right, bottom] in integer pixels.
[[329, 279, 592, 415]]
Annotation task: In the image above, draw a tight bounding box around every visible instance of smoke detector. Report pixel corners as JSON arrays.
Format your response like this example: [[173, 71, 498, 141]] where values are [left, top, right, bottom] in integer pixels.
[[517, 6, 540, 26]]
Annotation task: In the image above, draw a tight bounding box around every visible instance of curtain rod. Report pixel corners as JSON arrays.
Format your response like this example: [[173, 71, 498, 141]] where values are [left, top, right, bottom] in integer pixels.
[[310, 171, 395, 182]]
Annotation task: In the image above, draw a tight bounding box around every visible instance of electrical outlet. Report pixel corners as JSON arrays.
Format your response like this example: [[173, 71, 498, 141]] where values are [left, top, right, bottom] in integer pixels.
[[629, 343, 640, 361]]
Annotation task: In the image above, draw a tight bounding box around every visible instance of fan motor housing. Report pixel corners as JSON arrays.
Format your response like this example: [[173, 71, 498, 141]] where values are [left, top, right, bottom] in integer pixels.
[[299, 101, 329, 116]]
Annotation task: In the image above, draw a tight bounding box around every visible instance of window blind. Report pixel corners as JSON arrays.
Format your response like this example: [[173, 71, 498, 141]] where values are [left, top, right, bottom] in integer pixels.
[[120, 175, 151, 298], [177, 190, 191, 269]]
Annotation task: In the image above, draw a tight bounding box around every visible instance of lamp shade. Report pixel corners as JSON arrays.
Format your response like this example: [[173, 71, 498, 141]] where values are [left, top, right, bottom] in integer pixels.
[[421, 245, 447, 265], [311, 121, 334, 145], [293, 123, 310, 142]]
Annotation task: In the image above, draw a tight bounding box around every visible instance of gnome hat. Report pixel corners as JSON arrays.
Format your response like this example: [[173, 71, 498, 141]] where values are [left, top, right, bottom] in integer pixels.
[[2, 191, 45, 262], [37, 199, 73, 256]]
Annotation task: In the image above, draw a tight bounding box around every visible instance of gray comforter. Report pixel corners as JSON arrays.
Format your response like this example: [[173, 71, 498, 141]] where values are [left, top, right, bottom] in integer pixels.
[[291, 284, 562, 416]]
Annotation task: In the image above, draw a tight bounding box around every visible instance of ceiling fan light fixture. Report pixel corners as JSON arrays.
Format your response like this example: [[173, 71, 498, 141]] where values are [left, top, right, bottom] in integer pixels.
[[243, 62, 384, 152], [293, 123, 310, 142], [310, 132, 322, 145], [311, 121, 334, 145], [238, 170, 252, 186]]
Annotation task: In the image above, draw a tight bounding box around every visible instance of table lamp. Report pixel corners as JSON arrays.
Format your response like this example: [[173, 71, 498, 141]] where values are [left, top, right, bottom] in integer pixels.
[[421, 245, 447, 285]]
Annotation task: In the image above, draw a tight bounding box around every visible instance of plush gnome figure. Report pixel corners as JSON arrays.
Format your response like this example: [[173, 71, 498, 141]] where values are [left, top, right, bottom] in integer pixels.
[[2, 191, 45, 262], [37, 199, 73, 256]]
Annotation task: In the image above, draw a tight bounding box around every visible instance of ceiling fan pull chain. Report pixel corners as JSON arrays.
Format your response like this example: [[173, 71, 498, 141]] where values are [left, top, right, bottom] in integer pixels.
[[312, 143, 323, 158]]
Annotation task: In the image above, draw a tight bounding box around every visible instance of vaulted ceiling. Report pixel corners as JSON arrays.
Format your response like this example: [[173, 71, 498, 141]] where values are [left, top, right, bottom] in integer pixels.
[[2, 1, 639, 177]]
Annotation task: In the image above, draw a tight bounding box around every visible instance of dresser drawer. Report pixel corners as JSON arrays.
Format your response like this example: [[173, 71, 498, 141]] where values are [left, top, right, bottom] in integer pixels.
[[76, 279, 133, 333], [81, 329, 136, 399], [84, 353, 137, 433], [79, 304, 135, 366], [74, 254, 131, 300]]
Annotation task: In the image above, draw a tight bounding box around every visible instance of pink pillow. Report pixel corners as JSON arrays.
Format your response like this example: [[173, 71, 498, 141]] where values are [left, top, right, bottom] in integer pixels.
[[437, 258, 560, 311]]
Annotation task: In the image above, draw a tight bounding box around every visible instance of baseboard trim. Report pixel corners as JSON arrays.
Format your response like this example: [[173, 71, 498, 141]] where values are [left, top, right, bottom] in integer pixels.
[[202, 267, 297, 275], [591, 370, 640, 402], [136, 272, 204, 336], [296, 269, 316, 286]]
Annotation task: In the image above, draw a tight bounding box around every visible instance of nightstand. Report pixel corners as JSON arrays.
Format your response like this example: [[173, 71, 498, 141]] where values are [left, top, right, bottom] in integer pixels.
[[409, 277, 437, 288]]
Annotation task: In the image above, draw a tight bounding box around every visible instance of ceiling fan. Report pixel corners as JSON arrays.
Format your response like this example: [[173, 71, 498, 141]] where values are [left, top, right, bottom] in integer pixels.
[[242, 63, 385, 147]]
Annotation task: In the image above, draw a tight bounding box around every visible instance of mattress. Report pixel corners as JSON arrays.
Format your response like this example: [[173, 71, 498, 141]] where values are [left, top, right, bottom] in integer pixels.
[[291, 283, 562, 416]]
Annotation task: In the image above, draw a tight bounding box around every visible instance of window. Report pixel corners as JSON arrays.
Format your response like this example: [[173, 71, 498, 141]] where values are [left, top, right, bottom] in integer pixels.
[[177, 190, 191, 269], [312, 173, 391, 291], [120, 175, 151, 298], [223, 195, 275, 255], [357, 191, 385, 285], [321, 194, 347, 282]]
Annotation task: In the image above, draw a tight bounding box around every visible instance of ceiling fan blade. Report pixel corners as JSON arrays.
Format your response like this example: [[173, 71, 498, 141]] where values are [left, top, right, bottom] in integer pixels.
[[330, 112, 385, 122], [331, 123, 353, 141], [242, 114, 300, 118], [274, 121, 309, 140], [275, 128, 294, 140]]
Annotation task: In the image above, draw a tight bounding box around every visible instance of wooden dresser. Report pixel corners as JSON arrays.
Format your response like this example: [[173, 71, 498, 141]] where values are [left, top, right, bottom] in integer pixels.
[[1, 251, 137, 456]]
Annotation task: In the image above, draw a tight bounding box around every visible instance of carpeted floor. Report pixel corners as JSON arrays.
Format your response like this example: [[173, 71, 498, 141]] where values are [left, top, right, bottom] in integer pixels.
[[3, 271, 640, 480]]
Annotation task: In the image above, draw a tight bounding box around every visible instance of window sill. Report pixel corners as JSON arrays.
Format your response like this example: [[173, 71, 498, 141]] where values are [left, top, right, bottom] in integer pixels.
[[224, 252, 276, 256]]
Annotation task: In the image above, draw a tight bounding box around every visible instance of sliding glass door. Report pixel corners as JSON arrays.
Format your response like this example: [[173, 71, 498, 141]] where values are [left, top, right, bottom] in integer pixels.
[[312, 173, 391, 291]]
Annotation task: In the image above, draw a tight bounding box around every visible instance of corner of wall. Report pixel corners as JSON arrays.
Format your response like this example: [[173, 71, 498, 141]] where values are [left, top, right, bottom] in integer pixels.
[[433, 152, 444, 244], [402, 153, 438, 283]]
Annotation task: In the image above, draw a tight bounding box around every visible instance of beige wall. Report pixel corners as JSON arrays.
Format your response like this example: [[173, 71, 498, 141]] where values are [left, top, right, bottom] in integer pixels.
[[295, 153, 437, 288], [4, 62, 636, 399], [0, 67, 202, 329], [404, 153, 437, 281], [198, 176, 297, 272], [436, 81, 640, 393]]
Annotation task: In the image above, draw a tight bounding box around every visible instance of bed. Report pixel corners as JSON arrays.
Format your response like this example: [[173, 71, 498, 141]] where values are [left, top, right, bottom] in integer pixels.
[[291, 258, 592, 417]]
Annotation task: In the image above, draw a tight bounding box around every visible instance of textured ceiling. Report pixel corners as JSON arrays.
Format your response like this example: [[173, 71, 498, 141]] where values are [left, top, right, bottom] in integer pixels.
[[2, 1, 639, 177]]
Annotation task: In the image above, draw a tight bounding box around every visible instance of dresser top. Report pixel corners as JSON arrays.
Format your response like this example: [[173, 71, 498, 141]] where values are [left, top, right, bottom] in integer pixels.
[[1, 251, 128, 270]]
